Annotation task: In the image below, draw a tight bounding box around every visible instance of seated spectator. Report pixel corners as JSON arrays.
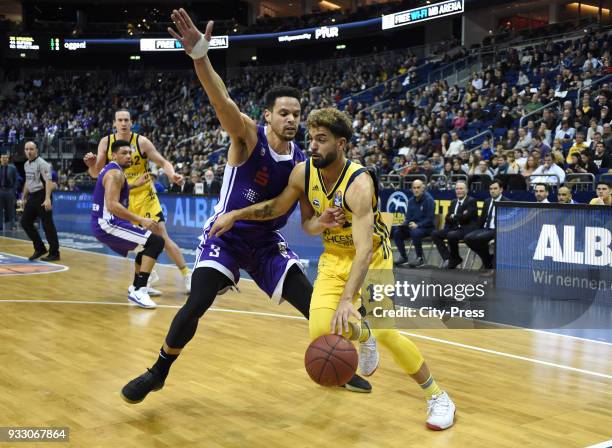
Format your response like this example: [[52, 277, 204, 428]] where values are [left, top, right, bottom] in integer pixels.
[[464, 179, 508, 271], [451, 158, 467, 177], [475, 160, 494, 179], [445, 131, 464, 159], [506, 151, 521, 173], [430, 152, 444, 172], [566, 132, 589, 163], [503, 129, 518, 150], [401, 159, 422, 176], [557, 186, 577, 204], [495, 106, 514, 129], [480, 139, 494, 161], [432, 180, 478, 269], [393, 179, 435, 267], [421, 159, 437, 180], [452, 110, 467, 130], [593, 141, 612, 169], [202, 169, 221, 196], [534, 183, 551, 203], [531, 135, 551, 156], [514, 127, 532, 151], [554, 120, 576, 143], [589, 179, 612, 205], [62, 177, 79, 192], [578, 151, 600, 176], [531, 153, 566, 184], [466, 153, 481, 177]]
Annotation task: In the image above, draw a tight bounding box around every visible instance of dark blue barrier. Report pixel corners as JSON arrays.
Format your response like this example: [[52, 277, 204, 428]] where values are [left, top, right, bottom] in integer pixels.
[[52, 192, 324, 261], [496, 202, 611, 301], [380, 188, 598, 225]]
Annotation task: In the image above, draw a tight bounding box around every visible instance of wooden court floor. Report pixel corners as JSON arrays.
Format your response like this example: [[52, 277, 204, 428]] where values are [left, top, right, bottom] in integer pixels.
[[0, 237, 611, 448]]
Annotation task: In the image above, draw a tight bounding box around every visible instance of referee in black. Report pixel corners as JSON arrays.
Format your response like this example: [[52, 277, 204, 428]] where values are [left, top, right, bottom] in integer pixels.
[[21, 141, 60, 261]]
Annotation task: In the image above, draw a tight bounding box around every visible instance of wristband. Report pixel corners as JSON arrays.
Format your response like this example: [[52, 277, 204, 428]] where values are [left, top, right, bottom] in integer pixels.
[[188, 33, 209, 60]]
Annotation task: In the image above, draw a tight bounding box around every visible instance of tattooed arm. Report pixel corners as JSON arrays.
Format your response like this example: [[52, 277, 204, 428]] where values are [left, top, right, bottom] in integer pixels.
[[208, 162, 306, 237]]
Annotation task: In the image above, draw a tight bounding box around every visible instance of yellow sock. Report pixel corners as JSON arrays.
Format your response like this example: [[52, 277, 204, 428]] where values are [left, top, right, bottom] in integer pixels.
[[179, 266, 190, 276], [420, 375, 442, 399]]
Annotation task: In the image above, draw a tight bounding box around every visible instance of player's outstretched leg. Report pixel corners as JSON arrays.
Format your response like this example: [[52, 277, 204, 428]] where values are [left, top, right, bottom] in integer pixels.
[[121, 267, 232, 403]]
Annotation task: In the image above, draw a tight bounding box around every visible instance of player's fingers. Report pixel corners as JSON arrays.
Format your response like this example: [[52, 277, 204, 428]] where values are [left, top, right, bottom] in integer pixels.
[[168, 27, 182, 41], [351, 308, 361, 321], [343, 311, 350, 334], [179, 8, 194, 28], [330, 313, 339, 334], [172, 11, 187, 34], [204, 20, 214, 40]]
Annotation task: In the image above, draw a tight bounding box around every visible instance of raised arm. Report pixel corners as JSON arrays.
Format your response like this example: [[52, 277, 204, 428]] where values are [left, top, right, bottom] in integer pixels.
[[208, 162, 306, 238], [168, 8, 257, 165], [331, 172, 375, 334]]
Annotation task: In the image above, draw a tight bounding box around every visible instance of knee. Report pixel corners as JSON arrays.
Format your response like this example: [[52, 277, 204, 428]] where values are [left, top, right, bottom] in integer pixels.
[[142, 233, 165, 259]]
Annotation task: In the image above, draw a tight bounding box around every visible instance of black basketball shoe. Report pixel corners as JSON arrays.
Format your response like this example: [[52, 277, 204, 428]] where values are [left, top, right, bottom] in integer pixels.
[[121, 368, 165, 404], [342, 374, 372, 393]]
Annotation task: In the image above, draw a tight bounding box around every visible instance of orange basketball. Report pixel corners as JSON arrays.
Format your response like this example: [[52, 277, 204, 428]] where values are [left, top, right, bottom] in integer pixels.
[[304, 334, 358, 387]]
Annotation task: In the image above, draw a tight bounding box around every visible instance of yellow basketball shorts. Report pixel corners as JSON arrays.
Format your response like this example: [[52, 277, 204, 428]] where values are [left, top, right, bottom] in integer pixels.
[[310, 247, 394, 312], [129, 189, 164, 223]]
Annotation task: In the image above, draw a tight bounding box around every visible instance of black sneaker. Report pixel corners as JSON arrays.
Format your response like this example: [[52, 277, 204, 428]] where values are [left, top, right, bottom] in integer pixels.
[[408, 257, 425, 268], [121, 368, 165, 404], [28, 249, 48, 261], [342, 374, 372, 393], [394, 257, 409, 266], [41, 253, 60, 262]]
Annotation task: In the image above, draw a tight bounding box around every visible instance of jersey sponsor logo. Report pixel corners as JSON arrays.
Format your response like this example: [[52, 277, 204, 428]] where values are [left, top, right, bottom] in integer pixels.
[[254, 166, 269, 186], [312, 185, 320, 191], [313, 198, 320, 208], [333, 190, 343, 207], [323, 231, 354, 247]]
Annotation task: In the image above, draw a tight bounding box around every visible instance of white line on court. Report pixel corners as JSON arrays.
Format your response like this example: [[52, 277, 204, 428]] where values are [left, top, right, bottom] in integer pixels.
[[3, 235, 610, 348], [0, 251, 70, 276], [584, 440, 612, 448], [0, 298, 610, 380]]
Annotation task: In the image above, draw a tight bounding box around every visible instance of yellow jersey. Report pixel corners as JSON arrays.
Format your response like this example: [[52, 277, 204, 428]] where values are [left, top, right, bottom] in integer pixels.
[[305, 158, 391, 260], [106, 133, 153, 196]]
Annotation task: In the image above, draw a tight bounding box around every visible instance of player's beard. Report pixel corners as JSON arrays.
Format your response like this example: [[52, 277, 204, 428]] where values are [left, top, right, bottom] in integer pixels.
[[312, 150, 337, 169]]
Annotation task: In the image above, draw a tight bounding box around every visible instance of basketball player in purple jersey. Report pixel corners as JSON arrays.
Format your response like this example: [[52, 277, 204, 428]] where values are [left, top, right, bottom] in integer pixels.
[[120, 8, 374, 403], [91, 140, 166, 309]]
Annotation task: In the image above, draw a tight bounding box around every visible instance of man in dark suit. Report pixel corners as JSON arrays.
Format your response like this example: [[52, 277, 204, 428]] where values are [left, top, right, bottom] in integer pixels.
[[202, 169, 221, 197], [464, 179, 508, 270], [431, 180, 478, 269], [0, 153, 18, 231]]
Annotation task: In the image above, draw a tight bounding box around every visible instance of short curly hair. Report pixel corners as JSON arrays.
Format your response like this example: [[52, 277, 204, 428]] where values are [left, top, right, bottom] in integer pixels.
[[306, 108, 353, 140]]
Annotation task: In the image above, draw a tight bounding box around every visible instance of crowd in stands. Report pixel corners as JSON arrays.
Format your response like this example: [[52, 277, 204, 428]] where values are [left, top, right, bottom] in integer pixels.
[[1, 28, 612, 204]]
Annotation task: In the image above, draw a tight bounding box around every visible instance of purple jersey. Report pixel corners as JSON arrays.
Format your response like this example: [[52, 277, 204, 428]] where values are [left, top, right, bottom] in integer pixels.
[[195, 125, 305, 302], [91, 161, 129, 221], [90, 161, 151, 257], [204, 125, 305, 235]]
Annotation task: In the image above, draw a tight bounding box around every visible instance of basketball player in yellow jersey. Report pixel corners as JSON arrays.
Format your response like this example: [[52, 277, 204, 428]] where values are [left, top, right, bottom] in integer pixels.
[[211, 108, 456, 430], [83, 109, 192, 293]]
